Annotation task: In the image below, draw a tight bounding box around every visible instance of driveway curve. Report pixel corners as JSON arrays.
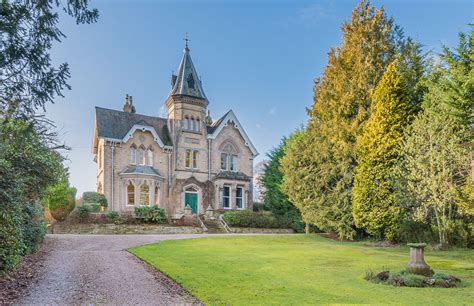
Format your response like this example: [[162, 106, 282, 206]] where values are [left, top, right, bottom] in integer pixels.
[[16, 234, 221, 305]]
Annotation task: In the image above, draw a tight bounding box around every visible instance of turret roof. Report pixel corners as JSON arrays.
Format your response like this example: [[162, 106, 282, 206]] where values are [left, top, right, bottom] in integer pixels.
[[170, 47, 207, 100]]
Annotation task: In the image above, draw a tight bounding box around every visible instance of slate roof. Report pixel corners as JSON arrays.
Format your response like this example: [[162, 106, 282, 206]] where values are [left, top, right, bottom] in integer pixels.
[[95, 107, 172, 146], [120, 165, 163, 177], [170, 47, 207, 100], [213, 171, 251, 181]]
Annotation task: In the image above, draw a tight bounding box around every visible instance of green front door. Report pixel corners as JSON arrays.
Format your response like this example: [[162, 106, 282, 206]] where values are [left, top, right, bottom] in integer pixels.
[[185, 192, 198, 214]]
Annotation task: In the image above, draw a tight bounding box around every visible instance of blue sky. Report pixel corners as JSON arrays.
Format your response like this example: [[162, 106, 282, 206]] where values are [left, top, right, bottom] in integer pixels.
[[47, 0, 473, 195]]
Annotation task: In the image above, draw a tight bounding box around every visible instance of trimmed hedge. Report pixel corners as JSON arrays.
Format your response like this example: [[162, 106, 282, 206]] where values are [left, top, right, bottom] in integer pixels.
[[82, 192, 108, 207], [223, 211, 292, 229], [134, 206, 166, 223]]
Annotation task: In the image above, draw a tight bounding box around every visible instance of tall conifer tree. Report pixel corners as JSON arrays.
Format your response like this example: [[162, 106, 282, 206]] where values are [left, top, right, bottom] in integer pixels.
[[352, 60, 421, 239], [282, 0, 409, 239]]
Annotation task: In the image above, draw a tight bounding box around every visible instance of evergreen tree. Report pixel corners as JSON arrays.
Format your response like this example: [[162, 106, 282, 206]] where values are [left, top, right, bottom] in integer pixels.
[[261, 131, 305, 232], [423, 30, 473, 133], [282, 0, 407, 239], [352, 60, 421, 240]]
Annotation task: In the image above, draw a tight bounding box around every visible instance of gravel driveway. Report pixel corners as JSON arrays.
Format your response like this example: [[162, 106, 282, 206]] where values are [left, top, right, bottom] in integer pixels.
[[16, 234, 219, 305]]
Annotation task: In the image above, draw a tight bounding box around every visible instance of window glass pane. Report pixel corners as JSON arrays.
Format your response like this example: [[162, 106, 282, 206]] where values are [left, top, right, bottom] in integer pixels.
[[236, 187, 243, 208], [185, 150, 191, 168], [147, 150, 153, 166], [192, 150, 198, 169], [140, 184, 149, 205], [223, 186, 230, 208], [127, 184, 135, 205], [220, 153, 228, 170], [130, 148, 136, 164], [196, 119, 200, 131], [138, 149, 145, 165], [230, 155, 238, 171]]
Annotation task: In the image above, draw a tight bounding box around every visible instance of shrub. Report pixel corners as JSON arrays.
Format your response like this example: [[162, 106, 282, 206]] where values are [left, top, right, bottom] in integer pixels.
[[46, 179, 76, 221], [82, 192, 108, 207], [20, 202, 47, 255], [402, 273, 426, 287], [134, 206, 166, 223], [223, 211, 291, 229], [252, 202, 268, 212], [84, 203, 101, 213], [78, 206, 90, 221], [106, 211, 123, 224]]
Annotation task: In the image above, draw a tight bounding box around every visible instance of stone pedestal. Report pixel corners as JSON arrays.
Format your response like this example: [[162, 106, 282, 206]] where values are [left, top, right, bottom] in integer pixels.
[[406, 243, 433, 276], [205, 207, 215, 220]]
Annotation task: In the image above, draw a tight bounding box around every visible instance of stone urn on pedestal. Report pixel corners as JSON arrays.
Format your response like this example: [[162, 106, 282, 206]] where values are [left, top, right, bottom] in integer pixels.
[[406, 243, 434, 276]]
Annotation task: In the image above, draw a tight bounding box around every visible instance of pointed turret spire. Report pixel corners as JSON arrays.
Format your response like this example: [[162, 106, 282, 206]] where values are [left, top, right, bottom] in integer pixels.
[[169, 35, 207, 100]]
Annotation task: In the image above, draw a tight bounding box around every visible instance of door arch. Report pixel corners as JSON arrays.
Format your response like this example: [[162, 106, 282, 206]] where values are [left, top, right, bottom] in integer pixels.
[[183, 184, 200, 214]]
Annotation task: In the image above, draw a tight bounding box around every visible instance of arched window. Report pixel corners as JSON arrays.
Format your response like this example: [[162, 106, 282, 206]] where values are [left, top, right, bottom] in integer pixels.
[[140, 183, 150, 205], [196, 118, 200, 131], [190, 116, 195, 131], [138, 146, 146, 165], [220, 142, 238, 171], [127, 183, 135, 206], [147, 146, 154, 166], [129, 145, 137, 164], [184, 116, 189, 130], [154, 186, 159, 206]]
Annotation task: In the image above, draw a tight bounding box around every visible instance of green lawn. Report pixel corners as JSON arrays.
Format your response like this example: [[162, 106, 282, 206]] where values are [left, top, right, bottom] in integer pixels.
[[129, 235, 474, 305]]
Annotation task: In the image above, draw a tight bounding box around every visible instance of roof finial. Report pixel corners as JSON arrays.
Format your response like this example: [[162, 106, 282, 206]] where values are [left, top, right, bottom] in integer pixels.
[[184, 32, 190, 50]]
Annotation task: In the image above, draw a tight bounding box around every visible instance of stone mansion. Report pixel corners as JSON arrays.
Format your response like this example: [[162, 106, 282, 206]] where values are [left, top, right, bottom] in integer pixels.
[[91, 44, 258, 216]]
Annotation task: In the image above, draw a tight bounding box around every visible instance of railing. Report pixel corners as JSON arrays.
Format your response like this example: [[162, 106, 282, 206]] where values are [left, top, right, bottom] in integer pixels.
[[219, 214, 233, 234], [197, 214, 208, 232]]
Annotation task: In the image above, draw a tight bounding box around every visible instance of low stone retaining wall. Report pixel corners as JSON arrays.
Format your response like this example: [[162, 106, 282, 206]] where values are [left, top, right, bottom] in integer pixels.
[[231, 227, 294, 234], [49, 223, 203, 235]]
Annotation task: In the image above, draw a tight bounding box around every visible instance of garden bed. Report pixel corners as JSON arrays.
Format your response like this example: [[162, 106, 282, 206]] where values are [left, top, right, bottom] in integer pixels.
[[365, 269, 462, 288]]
